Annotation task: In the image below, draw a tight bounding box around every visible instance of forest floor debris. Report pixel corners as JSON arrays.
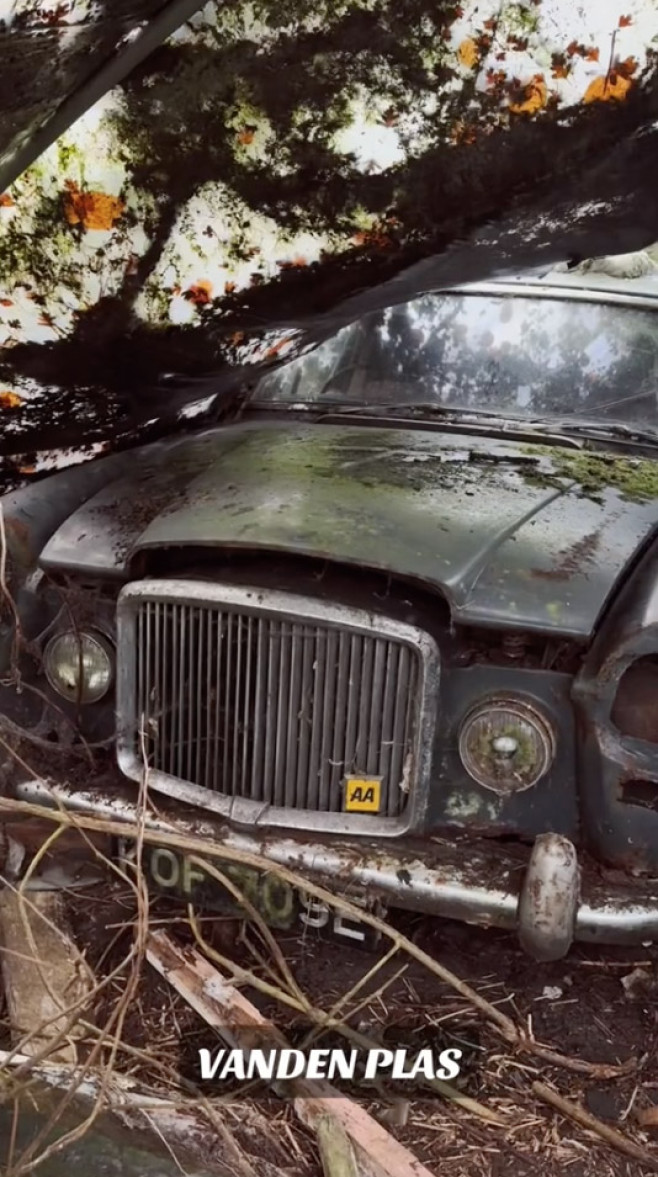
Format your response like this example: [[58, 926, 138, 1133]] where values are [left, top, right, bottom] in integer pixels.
[[0, 793, 657, 1177]]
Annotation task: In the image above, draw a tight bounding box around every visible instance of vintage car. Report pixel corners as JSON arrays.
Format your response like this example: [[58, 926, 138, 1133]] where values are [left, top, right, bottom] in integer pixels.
[[3, 266, 658, 960]]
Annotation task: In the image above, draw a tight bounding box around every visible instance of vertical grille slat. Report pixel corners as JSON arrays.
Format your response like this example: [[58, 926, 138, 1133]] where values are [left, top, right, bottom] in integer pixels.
[[122, 584, 435, 829]]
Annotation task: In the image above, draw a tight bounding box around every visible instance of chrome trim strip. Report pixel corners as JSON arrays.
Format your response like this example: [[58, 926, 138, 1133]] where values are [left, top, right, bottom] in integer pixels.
[[455, 280, 658, 312], [116, 579, 441, 837], [15, 779, 658, 948]]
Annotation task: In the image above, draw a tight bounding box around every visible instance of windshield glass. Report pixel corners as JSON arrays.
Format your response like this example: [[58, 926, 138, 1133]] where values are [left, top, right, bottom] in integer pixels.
[[254, 292, 658, 428]]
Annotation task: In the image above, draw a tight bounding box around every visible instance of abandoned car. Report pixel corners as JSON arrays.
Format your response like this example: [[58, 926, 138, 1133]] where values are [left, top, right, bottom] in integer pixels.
[[4, 267, 658, 960]]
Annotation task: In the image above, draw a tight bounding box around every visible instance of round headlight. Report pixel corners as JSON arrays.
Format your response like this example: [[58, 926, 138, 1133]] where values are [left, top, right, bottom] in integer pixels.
[[44, 630, 114, 704], [458, 697, 555, 794]]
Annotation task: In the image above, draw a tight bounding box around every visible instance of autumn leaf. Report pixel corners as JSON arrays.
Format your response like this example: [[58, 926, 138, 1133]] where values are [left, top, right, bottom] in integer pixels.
[[617, 55, 639, 77], [509, 75, 548, 115], [238, 125, 256, 145], [224, 281, 236, 294], [264, 336, 293, 359], [0, 298, 13, 307], [0, 390, 22, 408], [457, 38, 478, 69], [184, 280, 213, 306], [0, 193, 14, 207], [619, 14, 632, 26], [551, 55, 570, 79], [63, 182, 124, 231], [566, 40, 584, 58], [583, 71, 633, 103], [585, 47, 600, 62]]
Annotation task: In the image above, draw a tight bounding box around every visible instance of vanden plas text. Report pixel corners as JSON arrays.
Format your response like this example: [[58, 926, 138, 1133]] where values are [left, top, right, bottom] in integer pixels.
[[198, 1047, 463, 1082]]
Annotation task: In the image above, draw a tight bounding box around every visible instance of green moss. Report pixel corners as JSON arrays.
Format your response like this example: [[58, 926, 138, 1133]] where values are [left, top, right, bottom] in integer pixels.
[[521, 445, 658, 504]]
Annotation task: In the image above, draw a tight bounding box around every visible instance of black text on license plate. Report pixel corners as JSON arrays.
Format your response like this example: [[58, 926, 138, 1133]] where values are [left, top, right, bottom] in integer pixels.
[[116, 839, 384, 949]]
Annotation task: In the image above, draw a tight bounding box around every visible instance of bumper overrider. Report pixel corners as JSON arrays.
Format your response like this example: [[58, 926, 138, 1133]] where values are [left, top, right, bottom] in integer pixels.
[[12, 777, 658, 961]]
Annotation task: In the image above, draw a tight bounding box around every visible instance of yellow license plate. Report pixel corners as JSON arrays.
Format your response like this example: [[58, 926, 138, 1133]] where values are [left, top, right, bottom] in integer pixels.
[[344, 777, 382, 812]]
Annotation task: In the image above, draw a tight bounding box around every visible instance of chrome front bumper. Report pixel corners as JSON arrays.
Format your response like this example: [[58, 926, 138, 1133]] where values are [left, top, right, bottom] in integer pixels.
[[13, 778, 658, 961]]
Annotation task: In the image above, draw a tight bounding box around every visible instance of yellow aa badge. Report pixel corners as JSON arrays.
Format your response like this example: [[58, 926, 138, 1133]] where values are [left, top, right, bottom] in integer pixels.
[[344, 777, 382, 813]]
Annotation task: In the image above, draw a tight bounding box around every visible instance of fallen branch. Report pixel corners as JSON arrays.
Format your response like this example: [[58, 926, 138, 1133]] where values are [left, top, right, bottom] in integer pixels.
[[532, 1080, 658, 1173], [0, 794, 638, 1080], [147, 929, 438, 1177]]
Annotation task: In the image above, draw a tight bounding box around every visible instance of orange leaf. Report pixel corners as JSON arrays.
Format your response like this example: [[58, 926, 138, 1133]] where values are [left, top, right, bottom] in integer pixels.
[[457, 38, 478, 69], [0, 390, 22, 408], [224, 281, 236, 294], [185, 280, 213, 306], [0, 298, 13, 307], [509, 75, 547, 115], [63, 183, 124, 230], [238, 128, 255, 145], [585, 47, 600, 62], [583, 71, 633, 104], [551, 60, 570, 79], [0, 193, 14, 207], [264, 336, 293, 359], [566, 39, 582, 57], [619, 14, 632, 26], [617, 55, 638, 77]]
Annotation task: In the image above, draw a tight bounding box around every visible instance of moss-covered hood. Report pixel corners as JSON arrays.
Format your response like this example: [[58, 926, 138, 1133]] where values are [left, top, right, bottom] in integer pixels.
[[39, 420, 658, 638]]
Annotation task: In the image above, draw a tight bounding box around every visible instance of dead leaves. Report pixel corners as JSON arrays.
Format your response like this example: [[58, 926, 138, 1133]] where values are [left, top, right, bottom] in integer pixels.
[[619, 14, 633, 27], [63, 182, 124, 231], [457, 38, 478, 70], [583, 58, 638, 104], [0, 193, 14, 207], [509, 75, 547, 115], [0, 391, 22, 409], [184, 280, 213, 306]]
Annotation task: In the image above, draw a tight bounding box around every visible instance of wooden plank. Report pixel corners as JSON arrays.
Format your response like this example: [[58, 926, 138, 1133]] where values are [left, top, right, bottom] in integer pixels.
[[147, 929, 438, 1177]]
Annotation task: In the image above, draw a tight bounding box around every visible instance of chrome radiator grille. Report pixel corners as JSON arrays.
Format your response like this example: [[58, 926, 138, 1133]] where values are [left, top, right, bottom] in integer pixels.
[[117, 580, 440, 834]]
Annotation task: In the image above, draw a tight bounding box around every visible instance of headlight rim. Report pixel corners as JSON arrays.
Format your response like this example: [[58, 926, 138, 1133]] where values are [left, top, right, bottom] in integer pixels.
[[458, 693, 556, 795], [43, 627, 115, 705]]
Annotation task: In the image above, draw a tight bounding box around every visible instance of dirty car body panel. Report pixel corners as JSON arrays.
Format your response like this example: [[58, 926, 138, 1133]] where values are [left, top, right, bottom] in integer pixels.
[[5, 274, 658, 959]]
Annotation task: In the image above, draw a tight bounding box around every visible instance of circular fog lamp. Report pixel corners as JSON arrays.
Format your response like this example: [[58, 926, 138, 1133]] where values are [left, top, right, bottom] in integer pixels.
[[44, 630, 114, 704], [458, 697, 555, 794]]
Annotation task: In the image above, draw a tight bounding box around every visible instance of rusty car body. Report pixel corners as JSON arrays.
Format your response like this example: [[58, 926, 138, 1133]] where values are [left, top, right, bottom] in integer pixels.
[[4, 266, 658, 959]]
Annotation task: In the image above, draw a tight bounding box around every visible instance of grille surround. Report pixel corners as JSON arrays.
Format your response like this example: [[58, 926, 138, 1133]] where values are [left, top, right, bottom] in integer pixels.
[[116, 578, 440, 835]]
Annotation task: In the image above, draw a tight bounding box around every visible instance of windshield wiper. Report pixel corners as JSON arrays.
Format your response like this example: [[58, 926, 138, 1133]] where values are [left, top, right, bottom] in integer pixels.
[[552, 420, 658, 448], [313, 403, 658, 448]]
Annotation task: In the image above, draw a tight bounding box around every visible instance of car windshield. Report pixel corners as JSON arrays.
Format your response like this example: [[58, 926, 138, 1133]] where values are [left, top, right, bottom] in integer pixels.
[[253, 291, 658, 429]]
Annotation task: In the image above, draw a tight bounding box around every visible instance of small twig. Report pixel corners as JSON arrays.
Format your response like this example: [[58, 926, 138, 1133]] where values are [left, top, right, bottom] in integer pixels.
[[532, 1080, 658, 1172]]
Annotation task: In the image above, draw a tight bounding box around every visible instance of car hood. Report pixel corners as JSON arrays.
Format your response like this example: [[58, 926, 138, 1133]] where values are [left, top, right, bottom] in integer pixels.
[[39, 420, 658, 637]]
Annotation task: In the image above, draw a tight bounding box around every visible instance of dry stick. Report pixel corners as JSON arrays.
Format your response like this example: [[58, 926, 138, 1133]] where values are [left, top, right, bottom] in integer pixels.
[[4, 813, 258, 1175], [186, 853, 310, 1012], [532, 1081, 658, 1174], [147, 929, 438, 1177], [4, 766, 155, 1176], [186, 900, 506, 1127], [0, 796, 637, 1081]]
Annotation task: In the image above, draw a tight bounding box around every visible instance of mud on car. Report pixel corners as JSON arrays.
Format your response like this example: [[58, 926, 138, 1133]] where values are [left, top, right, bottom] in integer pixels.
[[3, 266, 658, 961]]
